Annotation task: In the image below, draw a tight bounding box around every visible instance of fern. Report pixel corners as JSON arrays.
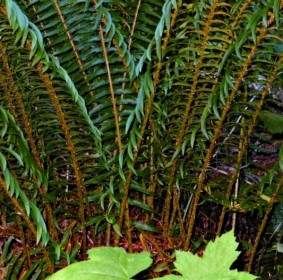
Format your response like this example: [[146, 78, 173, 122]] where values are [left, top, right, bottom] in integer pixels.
[[0, 0, 283, 278]]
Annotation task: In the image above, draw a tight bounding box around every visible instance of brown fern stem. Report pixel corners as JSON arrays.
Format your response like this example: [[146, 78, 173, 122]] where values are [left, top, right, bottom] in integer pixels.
[[0, 44, 58, 241], [162, 0, 220, 236], [98, 25, 123, 153], [52, 0, 93, 93], [169, 189, 186, 245], [1, 45, 41, 164], [16, 90, 59, 240], [128, 0, 142, 50], [184, 27, 269, 250], [92, 0, 125, 245], [119, 0, 142, 112], [231, 0, 253, 29], [36, 63, 87, 251], [216, 144, 242, 235], [116, 5, 180, 244], [146, 120, 157, 223], [0, 180, 36, 237], [0, 45, 16, 117], [115, 172, 133, 245], [0, 176, 54, 272], [16, 215, 31, 268], [0, 5, 5, 15], [90, 1, 123, 151], [217, 58, 281, 235], [246, 180, 282, 272], [177, 200, 186, 244], [165, 0, 253, 236]]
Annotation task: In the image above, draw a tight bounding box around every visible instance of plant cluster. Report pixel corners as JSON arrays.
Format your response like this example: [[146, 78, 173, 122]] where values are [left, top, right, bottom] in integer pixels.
[[0, 0, 283, 278]]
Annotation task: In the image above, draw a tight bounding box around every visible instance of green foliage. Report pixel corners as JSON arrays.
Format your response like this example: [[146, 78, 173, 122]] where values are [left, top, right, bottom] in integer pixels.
[[0, 107, 49, 245], [0, 0, 283, 278], [155, 231, 257, 280], [47, 231, 256, 280], [5, 0, 103, 155], [47, 247, 152, 280]]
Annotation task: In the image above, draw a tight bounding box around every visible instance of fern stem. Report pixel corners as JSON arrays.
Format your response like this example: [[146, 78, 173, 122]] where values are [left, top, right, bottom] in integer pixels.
[[169, 189, 186, 244], [92, 0, 126, 245], [0, 45, 16, 117], [165, 0, 253, 235], [146, 120, 157, 223], [246, 180, 282, 272], [0, 178, 35, 236], [128, 0, 142, 50], [231, 0, 253, 29], [217, 59, 281, 235], [1, 45, 41, 164], [36, 63, 87, 251], [16, 215, 31, 268], [98, 24, 123, 153], [184, 26, 269, 250], [105, 223, 111, 246], [0, 43, 59, 241], [14, 92, 58, 240], [52, 0, 94, 94], [116, 4, 180, 244], [119, 0, 142, 113], [0, 176, 54, 272], [91, 0, 123, 153], [162, 0, 220, 236], [216, 150, 242, 235]]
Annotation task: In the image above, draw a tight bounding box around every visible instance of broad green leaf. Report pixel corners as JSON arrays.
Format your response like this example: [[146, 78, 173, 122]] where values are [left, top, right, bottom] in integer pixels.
[[201, 230, 240, 271], [47, 247, 152, 280], [154, 231, 257, 280], [47, 260, 127, 280]]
